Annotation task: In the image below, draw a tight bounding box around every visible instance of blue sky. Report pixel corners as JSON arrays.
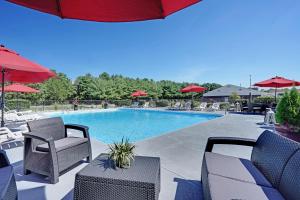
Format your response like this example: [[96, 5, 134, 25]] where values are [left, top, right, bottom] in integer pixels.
[[1, 0, 300, 86]]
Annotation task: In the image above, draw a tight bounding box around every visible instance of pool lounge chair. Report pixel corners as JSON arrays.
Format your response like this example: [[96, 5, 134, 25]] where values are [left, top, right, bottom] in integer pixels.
[[169, 102, 181, 110], [130, 101, 139, 108], [143, 102, 150, 108], [0, 127, 23, 144], [194, 102, 207, 111], [209, 103, 220, 112], [183, 101, 192, 111], [4, 112, 41, 122]]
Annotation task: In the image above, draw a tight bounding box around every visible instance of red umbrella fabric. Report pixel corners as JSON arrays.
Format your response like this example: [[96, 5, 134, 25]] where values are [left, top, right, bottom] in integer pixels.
[[0, 45, 55, 126], [254, 76, 300, 88], [254, 76, 300, 102], [131, 90, 147, 97], [4, 83, 39, 93], [8, 0, 201, 22], [180, 84, 206, 93], [0, 45, 55, 83]]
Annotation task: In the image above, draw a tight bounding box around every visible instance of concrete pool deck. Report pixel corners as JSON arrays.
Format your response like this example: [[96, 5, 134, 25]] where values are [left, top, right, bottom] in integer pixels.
[[3, 112, 272, 200]]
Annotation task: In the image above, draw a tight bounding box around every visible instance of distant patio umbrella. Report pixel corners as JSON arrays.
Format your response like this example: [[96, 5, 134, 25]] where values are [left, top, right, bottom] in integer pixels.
[[8, 0, 201, 22], [254, 76, 300, 102], [4, 83, 39, 111], [180, 84, 206, 101], [131, 90, 148, 97], [0, 45, 55, 126]]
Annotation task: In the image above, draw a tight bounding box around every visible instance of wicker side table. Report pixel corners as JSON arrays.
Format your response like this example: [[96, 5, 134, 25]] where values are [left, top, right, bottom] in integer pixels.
[[74, 154, 160, 200]]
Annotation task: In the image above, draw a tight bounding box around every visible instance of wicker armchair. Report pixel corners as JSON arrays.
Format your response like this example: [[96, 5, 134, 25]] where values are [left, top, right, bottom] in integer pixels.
[[23, 117, 92, 184], [0, 150, 18, 200]]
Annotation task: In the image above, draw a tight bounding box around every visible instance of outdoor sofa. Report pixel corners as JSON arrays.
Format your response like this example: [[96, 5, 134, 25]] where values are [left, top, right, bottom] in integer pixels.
[[202, 130, 300, 200], [0, 149, 18, 200], [23, 117, 92, 184]]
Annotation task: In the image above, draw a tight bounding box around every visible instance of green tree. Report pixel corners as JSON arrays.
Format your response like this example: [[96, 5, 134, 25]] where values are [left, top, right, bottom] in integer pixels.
[[40, 72, 75, 103], [229, 92, 241, 103], [276, 88, 300, 132]]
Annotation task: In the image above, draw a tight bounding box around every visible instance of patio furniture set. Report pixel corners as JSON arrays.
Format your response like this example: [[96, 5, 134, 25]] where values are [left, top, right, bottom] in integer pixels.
[[1, 117, 299, 200]]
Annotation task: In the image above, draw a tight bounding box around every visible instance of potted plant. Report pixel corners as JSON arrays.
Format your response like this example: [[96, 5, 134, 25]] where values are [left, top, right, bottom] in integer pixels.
[[108, 138, 135, 168], [275, 88, 300, 141]]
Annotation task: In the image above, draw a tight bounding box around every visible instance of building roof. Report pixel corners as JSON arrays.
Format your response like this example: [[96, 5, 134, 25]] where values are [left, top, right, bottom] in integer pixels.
[[203, 84, 268, 97]]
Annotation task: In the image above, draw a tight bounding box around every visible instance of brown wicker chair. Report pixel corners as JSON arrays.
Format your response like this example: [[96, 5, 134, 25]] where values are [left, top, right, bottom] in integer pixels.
[[23, 117, 92, 184]]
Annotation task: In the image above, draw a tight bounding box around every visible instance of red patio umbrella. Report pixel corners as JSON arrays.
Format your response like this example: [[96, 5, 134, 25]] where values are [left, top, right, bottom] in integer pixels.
[[4, 83, 39, 111], [0, 45, 55, 126], [4, 83, 39, 93], [8, 0, 201, 22], [180, 84, 206, 93], [131, 90, 148, 97], [180, 84, 206, 101], [254, 76, 300, 102]]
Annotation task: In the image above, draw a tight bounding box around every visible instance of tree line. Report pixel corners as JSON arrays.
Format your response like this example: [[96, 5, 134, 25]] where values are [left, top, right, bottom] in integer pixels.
[[6, 71, 222, 103]]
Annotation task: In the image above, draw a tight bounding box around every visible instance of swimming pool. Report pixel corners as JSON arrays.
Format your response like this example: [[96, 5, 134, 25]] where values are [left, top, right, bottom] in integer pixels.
[[50, 109, 221, 144]]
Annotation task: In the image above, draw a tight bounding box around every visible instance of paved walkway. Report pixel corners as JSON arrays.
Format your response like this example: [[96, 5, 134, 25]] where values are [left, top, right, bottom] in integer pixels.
[[4, 113, 269, 200]]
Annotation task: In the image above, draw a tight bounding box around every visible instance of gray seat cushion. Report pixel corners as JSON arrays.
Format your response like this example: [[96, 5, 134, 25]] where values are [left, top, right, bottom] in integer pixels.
[[204, 152, 272, 187], [208, 174, 284, 200], [0, 166, 14, 199], [36, 137, 88, 152]]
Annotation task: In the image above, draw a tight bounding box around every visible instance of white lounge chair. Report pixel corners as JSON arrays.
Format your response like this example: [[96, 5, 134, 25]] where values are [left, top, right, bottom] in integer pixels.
[[143, 102, 150, 108], [0, 127, 23, 144], [183, 101, 192, 110], [131, 102, 139, 108], [4, 112, 41, 122], [210, 103, 220, 111], [169, 102, 181, 110], [194, 102, 207, 111]]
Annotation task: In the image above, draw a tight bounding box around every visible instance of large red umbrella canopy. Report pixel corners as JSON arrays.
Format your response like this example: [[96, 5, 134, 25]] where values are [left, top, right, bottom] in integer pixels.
[[180, 84, 206, 93], [131, 90, 147, 97], [0, 45, 55, 83], [8, 0, 201, 22], [254, 76, 300, 102], [0, 45, 55, 127], [254, 76, 300, 88], [4, 83, 39, 93]]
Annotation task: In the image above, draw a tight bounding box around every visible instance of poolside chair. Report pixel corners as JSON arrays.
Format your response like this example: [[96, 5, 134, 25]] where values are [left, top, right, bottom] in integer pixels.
[[4, 112, 41, 122], [209, 103, 220, 112], [183, 101, 192, 110], [130, 101, 139, 108], [0, 127, 23, 144], [0, 150, 18, 200], [143, 102, 150, 108], [169, 102, 181, 110], [23, 117, 92, 184], [194, 102, 207, 111]]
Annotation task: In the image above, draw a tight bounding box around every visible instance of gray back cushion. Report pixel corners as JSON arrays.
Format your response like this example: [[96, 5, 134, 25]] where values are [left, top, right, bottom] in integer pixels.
[[278, 150, 300, 200], [251, 130, 300, 188], [27, 117, 65, 141]]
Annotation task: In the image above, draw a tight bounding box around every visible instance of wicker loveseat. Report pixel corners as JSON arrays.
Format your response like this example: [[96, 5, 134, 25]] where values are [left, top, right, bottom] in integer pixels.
[[202, 130, 300, 200], [23, 117, 92, 184], [0, 149, 18, 200]]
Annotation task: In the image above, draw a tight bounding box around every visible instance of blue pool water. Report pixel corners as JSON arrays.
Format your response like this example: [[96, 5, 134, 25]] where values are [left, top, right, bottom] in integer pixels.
[[50, 109, 221, 144]]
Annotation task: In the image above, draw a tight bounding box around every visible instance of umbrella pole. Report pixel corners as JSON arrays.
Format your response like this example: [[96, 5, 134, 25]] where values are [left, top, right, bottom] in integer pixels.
[[1, 69, 5, 127]]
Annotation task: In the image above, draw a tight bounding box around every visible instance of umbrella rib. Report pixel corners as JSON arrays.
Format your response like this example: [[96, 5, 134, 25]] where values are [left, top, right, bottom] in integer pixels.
[[56, 0, 64, 18]]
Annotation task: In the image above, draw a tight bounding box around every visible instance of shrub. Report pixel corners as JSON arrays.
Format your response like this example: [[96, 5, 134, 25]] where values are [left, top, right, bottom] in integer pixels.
[[254, 96, 275, 105], [229, 92, 241, 103], [220, 102, 230, 110], [191, 100, 200, 109], [276, 88, 300, 133], [6, 99, 31, 110], [109, 138, 135, 168], [155, 100, 170, 107]]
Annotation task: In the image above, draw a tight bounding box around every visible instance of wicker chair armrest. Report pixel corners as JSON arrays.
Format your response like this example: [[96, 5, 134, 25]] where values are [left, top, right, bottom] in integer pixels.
[[65, 124, 90, 138], [23, 132, 54, 143], [0, 149, 10, 167], [205, 137, 256, 152]]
